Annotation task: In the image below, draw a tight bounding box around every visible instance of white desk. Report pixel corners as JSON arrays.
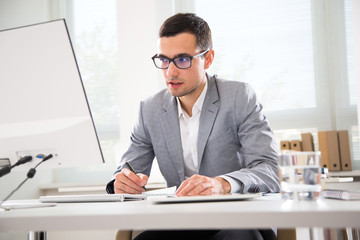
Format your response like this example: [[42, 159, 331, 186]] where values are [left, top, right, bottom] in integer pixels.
[[1, 195, 360, 232]]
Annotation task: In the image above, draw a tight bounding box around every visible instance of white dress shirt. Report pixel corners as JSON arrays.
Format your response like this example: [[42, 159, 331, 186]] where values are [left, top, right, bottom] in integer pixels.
[[177, 80, 241, 193], [177, 81, 208, 178]]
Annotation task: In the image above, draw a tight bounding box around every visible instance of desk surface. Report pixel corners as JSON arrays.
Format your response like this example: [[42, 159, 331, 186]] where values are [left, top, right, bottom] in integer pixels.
[[1, 195, 360, 232]]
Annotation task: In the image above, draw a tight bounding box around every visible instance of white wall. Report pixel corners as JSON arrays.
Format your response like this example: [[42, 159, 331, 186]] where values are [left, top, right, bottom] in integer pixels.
[[116, 0, 172, 156], [114, 0, 174, 185], [0, 0, 51, 29]]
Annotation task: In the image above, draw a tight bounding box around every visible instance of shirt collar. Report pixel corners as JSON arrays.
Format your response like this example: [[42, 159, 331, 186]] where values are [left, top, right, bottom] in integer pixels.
[[177, 79, 208, 118]]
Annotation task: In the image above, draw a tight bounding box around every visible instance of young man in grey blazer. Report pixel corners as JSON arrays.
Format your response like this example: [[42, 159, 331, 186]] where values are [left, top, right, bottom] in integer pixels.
[[107, 13, 279, 240]]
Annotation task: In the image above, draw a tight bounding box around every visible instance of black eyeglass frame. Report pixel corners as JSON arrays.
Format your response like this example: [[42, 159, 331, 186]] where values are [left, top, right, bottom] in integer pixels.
[[151, 49, 209, 69]]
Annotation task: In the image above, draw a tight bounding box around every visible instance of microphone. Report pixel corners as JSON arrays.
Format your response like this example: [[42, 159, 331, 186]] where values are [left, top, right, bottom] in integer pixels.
[[14, 156, 32, 167], [0, 166, 11, 177], [1, 154, 53, 206], [0, 156, 33, 178]]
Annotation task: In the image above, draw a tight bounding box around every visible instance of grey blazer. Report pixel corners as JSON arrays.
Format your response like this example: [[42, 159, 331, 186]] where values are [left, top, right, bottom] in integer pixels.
[[109, 74, 280, 193]]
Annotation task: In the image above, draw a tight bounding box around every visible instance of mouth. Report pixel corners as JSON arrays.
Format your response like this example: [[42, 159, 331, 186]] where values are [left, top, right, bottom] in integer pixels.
[[167, 81, 183, 89]]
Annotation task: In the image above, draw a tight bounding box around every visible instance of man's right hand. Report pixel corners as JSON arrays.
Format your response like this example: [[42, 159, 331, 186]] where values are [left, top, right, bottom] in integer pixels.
[[114, 168, 148, 194]]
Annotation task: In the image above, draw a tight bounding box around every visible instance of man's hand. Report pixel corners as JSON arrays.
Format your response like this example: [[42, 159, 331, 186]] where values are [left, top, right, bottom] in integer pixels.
[[114, 168, 148, 194], [175, 174, 231, 196]]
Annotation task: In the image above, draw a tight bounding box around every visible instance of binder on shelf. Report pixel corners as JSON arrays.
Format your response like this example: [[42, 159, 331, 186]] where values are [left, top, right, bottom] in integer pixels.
[[290, 140, 302, 151], [318, 131, 341, 171], [337, 130, 352, 171], [301, 133, 314, 151], [280, 141, 290, 150]]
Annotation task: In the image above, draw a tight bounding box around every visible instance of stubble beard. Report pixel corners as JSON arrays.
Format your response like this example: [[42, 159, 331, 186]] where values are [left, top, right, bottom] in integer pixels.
[[167, 77, 201, 98]]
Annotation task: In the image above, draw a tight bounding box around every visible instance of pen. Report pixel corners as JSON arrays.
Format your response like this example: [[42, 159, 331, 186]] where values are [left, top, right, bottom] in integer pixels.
[[125, 162, 146, 190]]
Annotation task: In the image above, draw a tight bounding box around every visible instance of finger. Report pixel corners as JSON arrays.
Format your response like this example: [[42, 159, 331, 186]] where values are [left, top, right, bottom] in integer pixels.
[[138, 173, 149, 187], [176, 178, 207, 196], [176, 179, 195, 196], [114, 180, 143, 194], [175, 179, 189, 194], [123, 168, 146, 188], [114, 178, 141, 194], [176, 174, 200, 194], [114, 171, 145, 194], [187, 176, 226, 195], [183, 181, 212, 196], [198, 187, 214, 196], [114, 175, 143, 194]]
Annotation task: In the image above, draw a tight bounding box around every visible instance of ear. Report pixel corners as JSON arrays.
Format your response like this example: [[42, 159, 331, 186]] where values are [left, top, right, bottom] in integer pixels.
[[204, 49, 215, 70]]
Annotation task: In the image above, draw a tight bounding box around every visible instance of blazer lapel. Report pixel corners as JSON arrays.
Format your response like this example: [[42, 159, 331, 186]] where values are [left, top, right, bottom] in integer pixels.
[[197, 76, 220, 167], [160, 97, 185, 181]]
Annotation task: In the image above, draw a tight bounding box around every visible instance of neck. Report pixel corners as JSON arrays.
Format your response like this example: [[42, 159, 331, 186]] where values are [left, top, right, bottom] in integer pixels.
[[179, 79, 206, 117]]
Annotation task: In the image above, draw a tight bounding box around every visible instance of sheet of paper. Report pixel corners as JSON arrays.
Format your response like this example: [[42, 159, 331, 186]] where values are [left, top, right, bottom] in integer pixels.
[[143, 186, 176, 196]]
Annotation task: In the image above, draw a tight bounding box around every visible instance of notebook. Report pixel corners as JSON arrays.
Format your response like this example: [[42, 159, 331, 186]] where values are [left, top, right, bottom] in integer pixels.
[[39, 193, 146, 203], [39, 186, 177, 203]]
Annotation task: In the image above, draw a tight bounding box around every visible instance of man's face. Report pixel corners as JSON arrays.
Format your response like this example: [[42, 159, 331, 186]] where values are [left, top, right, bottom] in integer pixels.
[[157, 33, 210, 98]]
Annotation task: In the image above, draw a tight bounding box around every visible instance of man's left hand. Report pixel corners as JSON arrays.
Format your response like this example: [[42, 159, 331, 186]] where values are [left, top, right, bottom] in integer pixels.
[[175, 174, 231, 196]]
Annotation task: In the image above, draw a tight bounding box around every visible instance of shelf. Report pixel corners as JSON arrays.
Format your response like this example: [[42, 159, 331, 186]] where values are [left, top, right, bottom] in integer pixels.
[[326, 170, 360, 177]]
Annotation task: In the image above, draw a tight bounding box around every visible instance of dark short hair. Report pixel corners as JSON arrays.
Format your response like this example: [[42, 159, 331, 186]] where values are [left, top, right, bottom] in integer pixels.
[[159, 13, 213, 51]]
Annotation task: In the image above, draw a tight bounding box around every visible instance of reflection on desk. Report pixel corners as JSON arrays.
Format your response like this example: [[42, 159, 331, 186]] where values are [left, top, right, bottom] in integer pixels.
[[1, 194, 360, 232]]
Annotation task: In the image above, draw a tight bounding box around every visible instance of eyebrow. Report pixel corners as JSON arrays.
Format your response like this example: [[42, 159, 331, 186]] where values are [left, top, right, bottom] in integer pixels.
[[156, 53, 192, 59]]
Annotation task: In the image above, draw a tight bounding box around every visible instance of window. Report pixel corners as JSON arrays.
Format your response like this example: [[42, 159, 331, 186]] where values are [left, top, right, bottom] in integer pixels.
[[195, 0, 316, 111], [344, 0, 360, 165], [191, 0, 359, 166], [67, 0, 120, 166], [345, 0, 356, 105]]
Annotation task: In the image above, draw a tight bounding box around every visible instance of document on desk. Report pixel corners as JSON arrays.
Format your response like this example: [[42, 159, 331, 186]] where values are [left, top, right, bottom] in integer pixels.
[[39, 186, 177, 203], [149, 192, 263, 204], [38, 187, 262, 203]]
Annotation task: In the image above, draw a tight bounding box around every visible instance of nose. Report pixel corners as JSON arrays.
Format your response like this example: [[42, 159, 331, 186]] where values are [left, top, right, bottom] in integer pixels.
[[166, 61, 179, 77]]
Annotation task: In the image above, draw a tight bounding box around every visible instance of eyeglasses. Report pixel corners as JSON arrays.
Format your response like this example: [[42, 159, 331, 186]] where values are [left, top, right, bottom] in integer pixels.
[[151, 50, 209, 69]]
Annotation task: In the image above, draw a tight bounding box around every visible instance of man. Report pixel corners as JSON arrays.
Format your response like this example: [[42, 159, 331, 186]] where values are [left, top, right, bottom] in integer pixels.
[[107, 13, 279, 240]]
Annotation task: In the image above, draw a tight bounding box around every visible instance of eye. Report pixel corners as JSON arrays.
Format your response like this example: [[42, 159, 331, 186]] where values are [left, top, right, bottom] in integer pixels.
[[158, 57, 169, 63], [176, 57, 190, 63]]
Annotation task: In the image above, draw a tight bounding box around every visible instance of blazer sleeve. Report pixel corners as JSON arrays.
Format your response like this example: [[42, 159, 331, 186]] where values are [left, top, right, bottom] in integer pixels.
[[225, 83, 280, 193]]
